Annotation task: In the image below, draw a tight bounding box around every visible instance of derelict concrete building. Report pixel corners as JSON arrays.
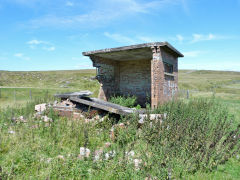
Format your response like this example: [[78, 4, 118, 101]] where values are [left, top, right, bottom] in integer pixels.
[[83, 42, 183, 109]]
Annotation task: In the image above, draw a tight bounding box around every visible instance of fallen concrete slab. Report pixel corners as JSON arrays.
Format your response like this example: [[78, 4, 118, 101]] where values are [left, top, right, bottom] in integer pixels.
[[69, 97, 145, 115], [55, 91, 93, 99]]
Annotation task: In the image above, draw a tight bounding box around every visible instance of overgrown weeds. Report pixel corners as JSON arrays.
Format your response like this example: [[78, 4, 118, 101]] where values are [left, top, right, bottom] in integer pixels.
[[140, 98, 240, 178], [0, 97, 239, 179], [109, 95, 139, 108]]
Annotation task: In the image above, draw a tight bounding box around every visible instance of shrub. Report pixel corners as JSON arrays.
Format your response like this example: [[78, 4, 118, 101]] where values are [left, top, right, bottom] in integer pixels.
[[141, 98, 240, 178], [109, 95, 138, 108]]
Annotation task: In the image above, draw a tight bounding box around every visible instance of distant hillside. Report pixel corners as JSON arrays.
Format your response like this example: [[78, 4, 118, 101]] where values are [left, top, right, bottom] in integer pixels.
[[0, 69, 96, 89], [179, 70, 240, 94], [1, 69, 240, 94]]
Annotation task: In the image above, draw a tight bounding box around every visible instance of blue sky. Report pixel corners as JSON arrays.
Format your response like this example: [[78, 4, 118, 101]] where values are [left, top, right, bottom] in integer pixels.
[[0, 0, 240, 71]]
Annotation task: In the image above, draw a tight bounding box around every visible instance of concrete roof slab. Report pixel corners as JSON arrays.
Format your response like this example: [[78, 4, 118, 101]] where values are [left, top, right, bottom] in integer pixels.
[[82, 42, 184, 61]]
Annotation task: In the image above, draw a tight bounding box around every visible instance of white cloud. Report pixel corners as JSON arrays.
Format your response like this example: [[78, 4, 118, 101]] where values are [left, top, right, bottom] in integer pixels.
[[28, 0, 185, 28], [191, 33, 216, 43], [104, 32, 169, 44], [66, 1, 74, 6], [104, 32, 165, 44], [104, 32, 137, 44], [104, 32, 234, 45], [43, 46, 55, 51], [27, 39, 55, 51], [14, 53, 30, 60], [176, 34, 184, 42], [171, 33, 233, 43], [180, 0, 190, 15], [14, 53, 23, 57], [137, 36, 155, 42], [27, 39, 46, 45]]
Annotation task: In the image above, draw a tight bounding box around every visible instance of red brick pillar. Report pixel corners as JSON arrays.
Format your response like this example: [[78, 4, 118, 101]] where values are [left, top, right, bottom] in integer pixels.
[[151, 46, 164, 109]]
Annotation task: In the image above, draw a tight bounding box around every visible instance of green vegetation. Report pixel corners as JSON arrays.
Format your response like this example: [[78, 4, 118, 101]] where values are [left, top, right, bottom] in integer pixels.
[[0, 69, 240, 179], [147, 99, 240, 178], [0, 97, 239, 179], [109, 95, 138, 108]]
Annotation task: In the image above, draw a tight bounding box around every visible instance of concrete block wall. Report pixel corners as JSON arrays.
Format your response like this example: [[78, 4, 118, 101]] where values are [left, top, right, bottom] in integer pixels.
[[118, 59, 151, 106]]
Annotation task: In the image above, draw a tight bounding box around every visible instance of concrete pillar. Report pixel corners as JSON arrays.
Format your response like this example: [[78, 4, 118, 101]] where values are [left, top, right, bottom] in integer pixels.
[[151, 46, 164, 109]]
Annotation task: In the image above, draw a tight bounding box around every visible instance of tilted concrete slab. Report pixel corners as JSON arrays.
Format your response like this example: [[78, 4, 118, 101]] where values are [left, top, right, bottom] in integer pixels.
[[55, 91, 93, 99], [69, 97, 145, 115], [82, 42, 183, 61]]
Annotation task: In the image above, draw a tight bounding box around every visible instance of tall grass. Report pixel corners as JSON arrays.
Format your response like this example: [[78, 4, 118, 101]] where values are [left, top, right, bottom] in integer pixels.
[[109, 95, 138, 108], [0, 97, 239, 179], [140, 99, 240, 178]]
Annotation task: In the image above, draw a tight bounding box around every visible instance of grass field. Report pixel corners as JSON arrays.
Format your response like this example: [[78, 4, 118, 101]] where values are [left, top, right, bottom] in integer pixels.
[[0, 69, 99, 107], [0, 69, 240, 179]]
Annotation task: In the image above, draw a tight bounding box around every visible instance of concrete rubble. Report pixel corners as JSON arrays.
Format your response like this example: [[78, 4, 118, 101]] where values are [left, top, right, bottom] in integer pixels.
[[11, 116, 27, 123], [28, 90, 170, 175], [104, 150, 116, 160], [33, 91, 167, 140], [35, 103, 47, 112], [41, 115, 53, 123], [94, 149, 104, 161], [133, 159, 142, 170], [58, 99, 76, 108], [52, 91, 168, 125], [138, 113, 167, 127], [78, 147, 91, 159], [18, 116, 27, 123]]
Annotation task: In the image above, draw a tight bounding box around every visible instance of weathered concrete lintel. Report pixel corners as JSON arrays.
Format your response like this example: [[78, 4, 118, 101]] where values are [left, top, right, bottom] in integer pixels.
[[82, 42, 184, 61]]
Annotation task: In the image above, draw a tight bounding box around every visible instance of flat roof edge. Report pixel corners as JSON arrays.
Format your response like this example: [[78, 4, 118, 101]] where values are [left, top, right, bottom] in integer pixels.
[[82, 42, 184, 57]]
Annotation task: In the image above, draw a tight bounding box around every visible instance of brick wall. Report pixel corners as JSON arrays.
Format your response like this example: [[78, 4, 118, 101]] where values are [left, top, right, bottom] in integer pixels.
[[118, 59, 151, 106], [151, 47, 178, 108], [162, 48, 178, 102]]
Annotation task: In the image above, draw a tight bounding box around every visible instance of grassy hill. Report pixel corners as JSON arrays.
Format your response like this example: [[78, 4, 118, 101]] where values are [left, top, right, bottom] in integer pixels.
[[0, 69, 98, 107], [1, 69, 240, 92], [1, 69, 239, 111], [179, 69, 240, 94], [0, 69, 97, 89]]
